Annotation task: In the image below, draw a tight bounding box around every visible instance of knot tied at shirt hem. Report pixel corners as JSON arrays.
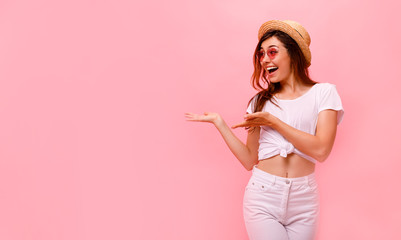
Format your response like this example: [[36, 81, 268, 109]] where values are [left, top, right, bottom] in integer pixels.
[[279, 142, 295, 158]]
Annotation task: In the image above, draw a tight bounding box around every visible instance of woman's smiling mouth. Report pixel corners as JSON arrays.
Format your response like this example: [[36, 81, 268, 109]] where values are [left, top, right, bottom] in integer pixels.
[[266, 66, 278, 75]]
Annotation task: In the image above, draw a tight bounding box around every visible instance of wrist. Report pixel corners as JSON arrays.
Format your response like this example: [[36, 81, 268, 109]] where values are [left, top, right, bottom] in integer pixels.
[[267, 114, 279, 127], [213, 115, 225, 128]]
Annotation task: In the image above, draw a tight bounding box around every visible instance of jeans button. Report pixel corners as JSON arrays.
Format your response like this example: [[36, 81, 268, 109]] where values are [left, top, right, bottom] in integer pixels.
[[286, 180, 290, 184]]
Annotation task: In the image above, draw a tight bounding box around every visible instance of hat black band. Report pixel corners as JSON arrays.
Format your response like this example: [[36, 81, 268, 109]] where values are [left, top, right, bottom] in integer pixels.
[[294, 28, 304, 39]]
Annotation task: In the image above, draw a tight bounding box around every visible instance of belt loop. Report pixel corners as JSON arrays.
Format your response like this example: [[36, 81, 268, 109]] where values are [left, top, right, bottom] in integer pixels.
[[306, 175, 311, 187], [272, 175, 276, 186]]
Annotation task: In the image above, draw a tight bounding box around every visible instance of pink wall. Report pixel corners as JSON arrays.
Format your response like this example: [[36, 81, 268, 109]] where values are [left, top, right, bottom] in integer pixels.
[[0, 0, 400, 239]]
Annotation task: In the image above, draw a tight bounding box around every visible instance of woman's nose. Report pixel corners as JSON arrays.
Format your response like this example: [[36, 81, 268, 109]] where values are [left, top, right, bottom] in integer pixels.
[[261, 53, 271, 63]]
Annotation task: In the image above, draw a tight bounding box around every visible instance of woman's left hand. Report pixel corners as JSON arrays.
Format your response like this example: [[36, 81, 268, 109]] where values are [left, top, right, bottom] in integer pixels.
[[231, 112, 277, 129]]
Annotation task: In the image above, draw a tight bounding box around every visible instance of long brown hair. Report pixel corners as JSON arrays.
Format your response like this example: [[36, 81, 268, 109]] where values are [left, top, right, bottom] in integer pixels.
[[246, 30, 318, 133]]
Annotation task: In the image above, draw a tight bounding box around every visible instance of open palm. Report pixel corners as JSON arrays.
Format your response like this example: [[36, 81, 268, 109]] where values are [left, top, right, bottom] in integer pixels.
[[184, 112, 220, 124]]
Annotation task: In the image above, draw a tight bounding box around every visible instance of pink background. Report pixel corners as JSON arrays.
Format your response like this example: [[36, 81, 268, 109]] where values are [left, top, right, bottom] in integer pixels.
[[0, 0, 400, 239]]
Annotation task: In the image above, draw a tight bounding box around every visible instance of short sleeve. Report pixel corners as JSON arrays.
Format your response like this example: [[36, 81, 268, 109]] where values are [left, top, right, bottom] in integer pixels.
[[318, 84, 344, 125], [246, 95, 257, 114]]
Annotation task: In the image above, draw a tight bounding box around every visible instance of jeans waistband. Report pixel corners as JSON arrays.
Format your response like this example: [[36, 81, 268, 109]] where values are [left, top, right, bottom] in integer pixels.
[[251, 164, 316, 187]]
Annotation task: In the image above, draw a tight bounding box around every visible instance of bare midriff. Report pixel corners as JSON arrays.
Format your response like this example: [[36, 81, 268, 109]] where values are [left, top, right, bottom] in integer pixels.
[[256, 153, 315, 178]]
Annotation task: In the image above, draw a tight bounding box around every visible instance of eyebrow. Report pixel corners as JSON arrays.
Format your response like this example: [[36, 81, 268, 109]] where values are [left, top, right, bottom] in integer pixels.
[[259, 45, 279, 50]]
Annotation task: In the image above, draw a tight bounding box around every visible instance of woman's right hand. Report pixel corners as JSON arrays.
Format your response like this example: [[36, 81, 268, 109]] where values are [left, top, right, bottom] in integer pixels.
[[184, 112, 223, 126]]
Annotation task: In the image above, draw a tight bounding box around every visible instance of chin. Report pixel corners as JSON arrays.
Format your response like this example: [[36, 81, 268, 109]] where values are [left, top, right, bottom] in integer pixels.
[[268, 78, 281, 84]]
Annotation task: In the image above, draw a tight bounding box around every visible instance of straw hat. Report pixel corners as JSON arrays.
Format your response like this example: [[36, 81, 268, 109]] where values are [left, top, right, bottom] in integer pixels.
[[258, 20, 312, 67]]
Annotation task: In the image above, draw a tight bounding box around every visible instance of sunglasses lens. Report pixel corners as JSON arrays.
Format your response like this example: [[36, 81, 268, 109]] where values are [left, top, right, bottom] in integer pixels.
[[267, 49, 277, 60]]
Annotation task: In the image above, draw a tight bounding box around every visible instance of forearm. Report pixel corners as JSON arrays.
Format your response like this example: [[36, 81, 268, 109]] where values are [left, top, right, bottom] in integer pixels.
[[214, 119, 257, 170], [269, 117, 329, 162]]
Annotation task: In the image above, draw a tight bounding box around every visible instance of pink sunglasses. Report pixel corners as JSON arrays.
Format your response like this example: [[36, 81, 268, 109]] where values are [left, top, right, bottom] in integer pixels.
[[256, 49, 278, 61]]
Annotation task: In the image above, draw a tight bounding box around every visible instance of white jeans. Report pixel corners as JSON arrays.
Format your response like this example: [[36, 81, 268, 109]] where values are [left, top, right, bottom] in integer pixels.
[[243, 165, 320, 240]]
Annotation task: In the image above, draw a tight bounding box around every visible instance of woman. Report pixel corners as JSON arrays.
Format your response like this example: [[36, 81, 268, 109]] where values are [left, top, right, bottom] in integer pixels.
[[185, 20, 344, 240]]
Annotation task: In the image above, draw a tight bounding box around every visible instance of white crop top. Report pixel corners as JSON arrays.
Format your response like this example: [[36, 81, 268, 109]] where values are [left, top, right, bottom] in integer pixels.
[[246, 83, 344, 164]]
